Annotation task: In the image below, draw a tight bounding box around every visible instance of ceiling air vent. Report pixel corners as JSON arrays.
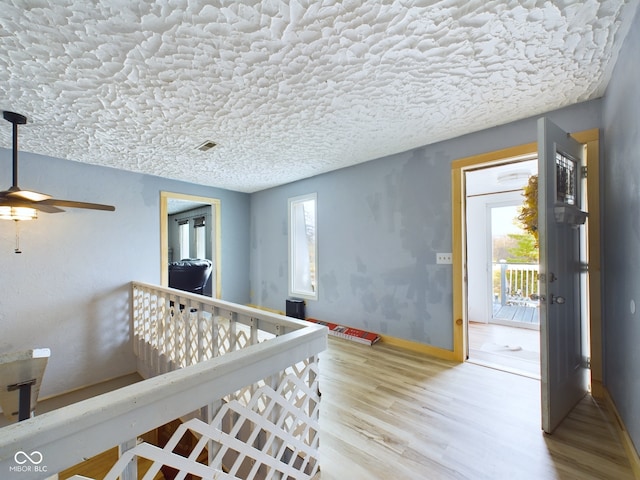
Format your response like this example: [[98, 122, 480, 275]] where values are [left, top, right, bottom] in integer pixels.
[[196, 140, 217, 152]]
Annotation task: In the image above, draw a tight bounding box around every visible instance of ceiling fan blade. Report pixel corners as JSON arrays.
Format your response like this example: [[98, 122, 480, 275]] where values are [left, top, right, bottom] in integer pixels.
[[41, 198, 116, 211], [3, 111, 116, 216], [34, 203, 65, 213], [0, 195, 65, 213]]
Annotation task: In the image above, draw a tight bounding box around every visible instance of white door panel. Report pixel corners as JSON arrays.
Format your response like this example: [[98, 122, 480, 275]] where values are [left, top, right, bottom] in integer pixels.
[[538, 118, 589, 433]]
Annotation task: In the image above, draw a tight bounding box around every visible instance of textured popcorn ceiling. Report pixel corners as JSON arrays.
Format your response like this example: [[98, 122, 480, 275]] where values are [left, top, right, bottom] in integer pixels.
[[0, 1, 638, 193]]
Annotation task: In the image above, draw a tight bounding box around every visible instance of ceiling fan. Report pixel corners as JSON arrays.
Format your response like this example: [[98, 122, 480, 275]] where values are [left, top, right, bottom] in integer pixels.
[[1, 110, 115, 221]]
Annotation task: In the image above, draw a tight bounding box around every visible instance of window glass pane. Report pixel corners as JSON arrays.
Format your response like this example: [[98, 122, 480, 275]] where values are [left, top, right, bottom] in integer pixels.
[[179, 222, 190, 259], [555, 152, 577, 205], [289, 194, 317, 299], [195, 224, 206, 259]]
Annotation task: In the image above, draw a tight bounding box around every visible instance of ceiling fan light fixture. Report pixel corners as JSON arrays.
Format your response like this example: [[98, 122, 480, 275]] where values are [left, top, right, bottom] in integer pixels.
[[0, 206, 38, 221]]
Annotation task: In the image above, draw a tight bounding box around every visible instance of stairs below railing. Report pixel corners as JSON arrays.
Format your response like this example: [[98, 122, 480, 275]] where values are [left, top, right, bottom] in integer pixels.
[[0, 282, 327, 480]]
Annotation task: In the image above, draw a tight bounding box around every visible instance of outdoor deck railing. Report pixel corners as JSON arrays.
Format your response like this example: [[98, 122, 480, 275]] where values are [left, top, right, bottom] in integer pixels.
[[493, 262, 540, 307], [0, 282, 327, 480]]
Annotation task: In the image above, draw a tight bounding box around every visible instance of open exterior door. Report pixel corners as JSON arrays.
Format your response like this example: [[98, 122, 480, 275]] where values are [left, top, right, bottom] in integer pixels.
[[538, 118, 589, 433]]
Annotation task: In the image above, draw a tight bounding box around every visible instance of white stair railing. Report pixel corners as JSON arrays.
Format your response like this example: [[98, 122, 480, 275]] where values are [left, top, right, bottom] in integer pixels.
[[0, 282, 327, 480], [132, 282, 298, 378]]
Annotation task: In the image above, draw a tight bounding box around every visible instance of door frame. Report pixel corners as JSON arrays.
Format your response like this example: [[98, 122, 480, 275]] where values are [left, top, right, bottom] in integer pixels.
[[160, 191, 222, 298], [451, 128, 603, 396]]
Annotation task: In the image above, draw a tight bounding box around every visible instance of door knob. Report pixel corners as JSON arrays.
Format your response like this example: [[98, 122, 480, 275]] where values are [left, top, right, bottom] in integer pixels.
[[550, 294, 565, 304]]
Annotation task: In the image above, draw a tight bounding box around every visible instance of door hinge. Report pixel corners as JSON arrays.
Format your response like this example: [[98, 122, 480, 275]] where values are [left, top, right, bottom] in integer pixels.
[[583, 356, 591, 369], [581, 166, 588, 178]]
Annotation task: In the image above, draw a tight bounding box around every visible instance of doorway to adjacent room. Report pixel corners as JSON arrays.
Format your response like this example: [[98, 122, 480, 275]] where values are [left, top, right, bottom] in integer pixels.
[[465, 159, 540, 378], [160, 191, 222, 298]]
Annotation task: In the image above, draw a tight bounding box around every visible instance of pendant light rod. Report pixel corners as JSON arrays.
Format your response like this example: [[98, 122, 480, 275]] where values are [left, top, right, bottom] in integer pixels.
[[2, 111, 27, 189], [13, 119, 18, 188], [2, 110, 27, 187]]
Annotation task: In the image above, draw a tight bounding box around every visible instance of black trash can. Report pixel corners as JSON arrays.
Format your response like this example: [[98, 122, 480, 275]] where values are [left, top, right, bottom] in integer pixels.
[[286, 298, 306, 319]]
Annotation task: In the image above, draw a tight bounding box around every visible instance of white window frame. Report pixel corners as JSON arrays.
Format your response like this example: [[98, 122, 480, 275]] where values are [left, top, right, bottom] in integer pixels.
[[288, 193, 318, 300]]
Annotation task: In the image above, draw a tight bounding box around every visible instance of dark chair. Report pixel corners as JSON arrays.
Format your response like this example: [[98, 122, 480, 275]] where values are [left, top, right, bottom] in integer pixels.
[[168, 258, 213, 295]]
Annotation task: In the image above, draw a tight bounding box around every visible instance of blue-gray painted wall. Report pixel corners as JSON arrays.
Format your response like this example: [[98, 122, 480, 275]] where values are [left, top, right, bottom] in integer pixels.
[[602, 6, 640, 455], [0, 150, 250, 399], [250, 100, 602, 350]]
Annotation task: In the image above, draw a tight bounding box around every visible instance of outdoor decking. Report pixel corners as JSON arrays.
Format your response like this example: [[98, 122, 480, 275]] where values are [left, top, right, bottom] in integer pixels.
[[492, 262, 540, 327], [493, 302, 539, 326]]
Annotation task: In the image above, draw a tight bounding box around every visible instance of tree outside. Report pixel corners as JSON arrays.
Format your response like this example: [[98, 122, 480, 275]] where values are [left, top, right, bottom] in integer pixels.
[[492, 203, 539, 301]]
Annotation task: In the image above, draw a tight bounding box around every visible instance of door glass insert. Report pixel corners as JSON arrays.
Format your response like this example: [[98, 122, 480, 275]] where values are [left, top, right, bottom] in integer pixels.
[[556, 152, 576, 206]]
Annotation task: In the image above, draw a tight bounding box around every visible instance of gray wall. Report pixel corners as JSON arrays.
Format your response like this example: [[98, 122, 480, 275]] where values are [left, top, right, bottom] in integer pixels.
[[0, 150, 250, 399], [250, 99, 602, 350], [601, 7, 640, 454]]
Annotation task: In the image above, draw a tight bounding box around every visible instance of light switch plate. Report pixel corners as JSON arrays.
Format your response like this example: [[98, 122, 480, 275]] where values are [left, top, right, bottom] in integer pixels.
[[436, 253, 452, 264]]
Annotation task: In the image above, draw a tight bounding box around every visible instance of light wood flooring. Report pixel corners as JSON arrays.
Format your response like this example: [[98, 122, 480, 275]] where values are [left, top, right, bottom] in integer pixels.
[[318, 337, 633, 480], [467, 321, 540, 378]]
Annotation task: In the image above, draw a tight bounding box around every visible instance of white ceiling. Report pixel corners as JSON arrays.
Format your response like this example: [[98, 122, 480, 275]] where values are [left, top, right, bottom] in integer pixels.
[[0, 1, 637, 193], [466, 158, 538, 197]]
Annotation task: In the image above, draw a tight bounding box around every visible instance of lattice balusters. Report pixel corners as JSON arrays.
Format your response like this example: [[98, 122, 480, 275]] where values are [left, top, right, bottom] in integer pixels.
[[127, 283, 324, 479], [229, 311, 238, 353], [210, 359, 321, 479], [164, 297, 177, 371], [210, 306, 220, 359], [173, 298, 188, 368], [149, 293, 161, 374], [216, 313, 233, 356], [151, 294, 162, 375], [105, 360, 320, 479], [184, 302, 196, 366], [236, 328, 252, 351], [196, 313, 212, 361], [266, 360, 320, 476], [306, 355, 320, 452], [158, 295, 170, 374], [196, 308, 207, 363], [132, 286, 143, 359]]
